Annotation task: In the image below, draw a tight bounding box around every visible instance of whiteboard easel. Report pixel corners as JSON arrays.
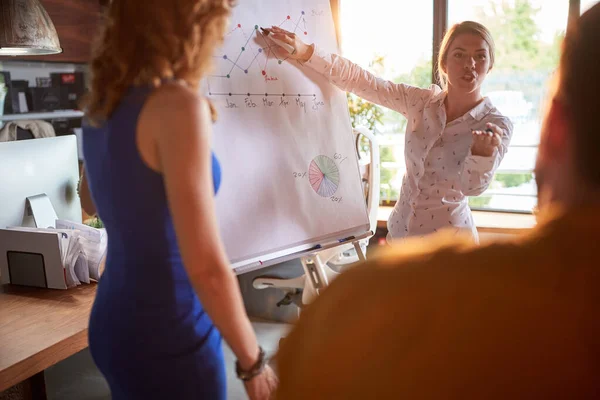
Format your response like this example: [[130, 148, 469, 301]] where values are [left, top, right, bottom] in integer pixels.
[[300, 238, 366, 300], [250, 125, 380, 306], [251, 232, 371, 307], [234, 229, 372, 275]]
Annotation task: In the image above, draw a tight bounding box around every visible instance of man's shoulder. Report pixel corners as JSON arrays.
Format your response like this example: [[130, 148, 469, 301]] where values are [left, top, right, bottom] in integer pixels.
[[303, 230, 525, 318], [375, 229, 515, 270], [276, 231, 531, 395]]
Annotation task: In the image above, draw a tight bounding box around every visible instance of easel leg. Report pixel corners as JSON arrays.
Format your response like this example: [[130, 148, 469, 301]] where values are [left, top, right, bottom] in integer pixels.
[[353, 241, 366, 262], [300, 254, 330, 305]]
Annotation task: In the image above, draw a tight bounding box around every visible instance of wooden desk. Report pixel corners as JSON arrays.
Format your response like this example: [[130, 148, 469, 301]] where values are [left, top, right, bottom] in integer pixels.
[[0, 284, 96, 397]]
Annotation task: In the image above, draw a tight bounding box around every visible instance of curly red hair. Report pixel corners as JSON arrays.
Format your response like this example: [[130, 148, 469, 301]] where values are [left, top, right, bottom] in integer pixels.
[[84, 0, 233, 126]]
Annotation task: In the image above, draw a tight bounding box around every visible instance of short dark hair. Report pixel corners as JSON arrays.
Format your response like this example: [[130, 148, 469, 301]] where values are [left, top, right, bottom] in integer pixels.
[[559, 4, 600, 187]]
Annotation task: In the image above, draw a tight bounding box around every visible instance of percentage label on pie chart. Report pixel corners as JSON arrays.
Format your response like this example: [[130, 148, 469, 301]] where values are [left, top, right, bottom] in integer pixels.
[[309, 155, 340, 197]]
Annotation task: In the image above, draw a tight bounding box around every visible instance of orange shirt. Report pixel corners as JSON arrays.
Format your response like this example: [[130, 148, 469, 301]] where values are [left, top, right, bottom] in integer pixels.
[[276, 207, 600, 399]]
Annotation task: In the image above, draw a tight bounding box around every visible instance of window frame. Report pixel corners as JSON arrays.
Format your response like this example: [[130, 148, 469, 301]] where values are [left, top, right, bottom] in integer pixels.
[[332, 0, 584, 214], [432, 0, 580, 214]]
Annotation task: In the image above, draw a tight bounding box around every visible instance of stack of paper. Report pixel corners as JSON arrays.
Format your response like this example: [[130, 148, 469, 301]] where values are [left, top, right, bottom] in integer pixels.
[[5, 220, 107, 288], [55, 219, 107, 281]]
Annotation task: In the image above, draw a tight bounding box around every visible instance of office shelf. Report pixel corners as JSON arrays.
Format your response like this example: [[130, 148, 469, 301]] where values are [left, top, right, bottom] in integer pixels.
[[0, 110, 84, 121]]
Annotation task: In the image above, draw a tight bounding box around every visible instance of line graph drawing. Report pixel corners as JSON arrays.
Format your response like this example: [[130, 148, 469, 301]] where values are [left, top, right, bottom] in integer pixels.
[[309, 155, 340, 197], [209, 92, 317, 97], [207, 11, 316, 98], [212, 25, 265, 79], [278, 11, 308, 33]]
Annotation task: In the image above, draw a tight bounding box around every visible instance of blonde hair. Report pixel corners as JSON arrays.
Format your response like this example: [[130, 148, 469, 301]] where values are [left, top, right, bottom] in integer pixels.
[[84, 0, 233, 126], [437, 21, 495, 90]]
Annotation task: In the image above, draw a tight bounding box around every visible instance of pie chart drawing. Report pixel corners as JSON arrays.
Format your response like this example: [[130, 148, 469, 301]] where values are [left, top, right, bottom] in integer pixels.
[[309, 155, 340, 197]]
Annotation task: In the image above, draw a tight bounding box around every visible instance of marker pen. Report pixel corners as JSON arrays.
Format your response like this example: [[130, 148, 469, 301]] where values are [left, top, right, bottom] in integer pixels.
[[260, 27, 295, 54]]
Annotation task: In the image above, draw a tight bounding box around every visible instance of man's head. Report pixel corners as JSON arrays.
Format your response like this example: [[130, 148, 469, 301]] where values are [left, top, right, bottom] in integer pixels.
[[535, 4, 600, 211]]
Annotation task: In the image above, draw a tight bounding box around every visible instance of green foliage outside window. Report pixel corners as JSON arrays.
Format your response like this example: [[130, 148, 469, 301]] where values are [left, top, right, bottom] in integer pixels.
[[379, 146, 399, 202], [478, 0, 563, 72], [474, 0, 564, 123], [468, 196, 492, 208], [495, 172, 533, 188], [395, 59, 433, 89], [346, 56, 391, 201], [346, 55, 385, 132], [347, 92, 384, 132]]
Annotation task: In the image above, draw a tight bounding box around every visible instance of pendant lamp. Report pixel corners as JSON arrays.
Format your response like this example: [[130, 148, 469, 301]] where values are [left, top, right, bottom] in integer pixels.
[[0, 0, 61, 56]]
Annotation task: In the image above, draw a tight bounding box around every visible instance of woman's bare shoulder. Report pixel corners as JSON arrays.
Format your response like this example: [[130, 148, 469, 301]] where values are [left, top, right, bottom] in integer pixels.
[[146, 82, 209, 116], [138, 81, 212, 139]]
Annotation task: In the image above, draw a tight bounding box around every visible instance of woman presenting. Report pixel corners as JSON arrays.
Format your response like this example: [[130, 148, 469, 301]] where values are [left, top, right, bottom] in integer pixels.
[[267, 21, 512, 243]]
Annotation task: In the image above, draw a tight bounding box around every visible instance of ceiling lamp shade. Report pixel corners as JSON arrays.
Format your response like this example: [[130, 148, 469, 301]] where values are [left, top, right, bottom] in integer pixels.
[[0, 0, 61, 56]]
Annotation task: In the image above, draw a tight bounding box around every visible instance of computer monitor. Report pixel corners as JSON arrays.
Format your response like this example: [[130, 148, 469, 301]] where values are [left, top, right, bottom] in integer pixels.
[[0, 135, 82, 229]]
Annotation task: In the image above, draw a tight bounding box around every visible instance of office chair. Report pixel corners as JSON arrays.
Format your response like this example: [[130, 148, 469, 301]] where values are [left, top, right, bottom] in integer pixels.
[[252, 126, 380, 308]]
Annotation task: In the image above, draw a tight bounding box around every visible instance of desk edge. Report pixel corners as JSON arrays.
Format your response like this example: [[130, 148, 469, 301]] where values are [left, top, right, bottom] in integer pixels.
[[0, 328, 89, 392]]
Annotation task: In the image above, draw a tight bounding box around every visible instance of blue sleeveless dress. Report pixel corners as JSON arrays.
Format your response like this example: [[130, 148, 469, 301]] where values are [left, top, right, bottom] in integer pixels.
[[82, 86, 226, 399]]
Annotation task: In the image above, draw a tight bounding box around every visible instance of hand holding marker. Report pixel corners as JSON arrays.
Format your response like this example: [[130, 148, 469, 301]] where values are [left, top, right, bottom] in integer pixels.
[[260, 26, 314, 62], [470, 122, 503, 157], [260, 27, 296, 54]]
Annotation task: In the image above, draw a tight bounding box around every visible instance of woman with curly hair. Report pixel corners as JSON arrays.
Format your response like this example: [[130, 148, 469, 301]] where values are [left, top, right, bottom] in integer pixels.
[[82, 1, 277, 398]]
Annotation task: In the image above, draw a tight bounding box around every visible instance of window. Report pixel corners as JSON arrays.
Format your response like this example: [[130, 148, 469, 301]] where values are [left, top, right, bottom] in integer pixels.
[[339, 0, 590, 213], [339, 0, 433, 204], [448, 0, 569, 212], [582, 0, 599, 13]]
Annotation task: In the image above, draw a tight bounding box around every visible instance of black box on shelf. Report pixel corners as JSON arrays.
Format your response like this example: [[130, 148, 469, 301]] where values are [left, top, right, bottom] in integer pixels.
[[29, 87, 62, 112], [51, 117, 82, 136], [35, 77, 52, 88], [9, 80, 31, 114], [50, 72, 85, 110]]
